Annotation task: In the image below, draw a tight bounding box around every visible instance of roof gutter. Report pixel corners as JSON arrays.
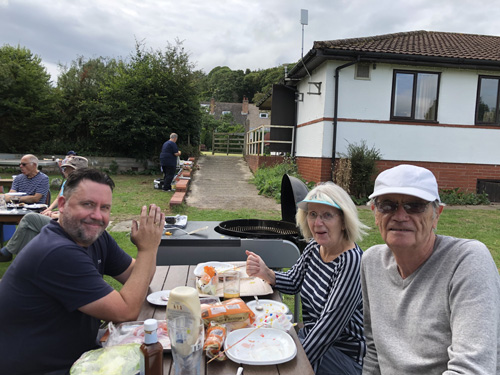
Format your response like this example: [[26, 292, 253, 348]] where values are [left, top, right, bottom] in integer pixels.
[[331, 57, 359, 179]]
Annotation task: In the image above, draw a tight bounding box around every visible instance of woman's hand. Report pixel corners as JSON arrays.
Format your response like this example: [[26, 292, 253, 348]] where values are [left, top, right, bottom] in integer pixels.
[[245, 250, 276, 286]]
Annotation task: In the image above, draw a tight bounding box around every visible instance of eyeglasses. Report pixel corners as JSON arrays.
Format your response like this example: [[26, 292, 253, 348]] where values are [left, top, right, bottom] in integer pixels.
[[375, 200, 431, 214], [307, 211, 339, 222], [19, 162, 31, 167]]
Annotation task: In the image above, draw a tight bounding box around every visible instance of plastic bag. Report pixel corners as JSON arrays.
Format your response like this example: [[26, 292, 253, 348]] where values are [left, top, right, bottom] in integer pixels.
[[103, 320, 170, 350], [203, 322, 227, 361], [251, 312, 294, 331], [196, 266, 218, 295], [70, 343, 140, 375]]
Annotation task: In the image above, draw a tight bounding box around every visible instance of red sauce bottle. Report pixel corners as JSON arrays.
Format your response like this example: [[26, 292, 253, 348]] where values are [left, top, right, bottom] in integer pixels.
[[140, 319, 164, 375]]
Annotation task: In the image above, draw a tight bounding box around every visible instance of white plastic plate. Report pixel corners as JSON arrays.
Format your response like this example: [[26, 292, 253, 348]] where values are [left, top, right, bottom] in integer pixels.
[[146, 290, 171, 306], [246, 299, 290, 315], [224, 328, 297, 365]]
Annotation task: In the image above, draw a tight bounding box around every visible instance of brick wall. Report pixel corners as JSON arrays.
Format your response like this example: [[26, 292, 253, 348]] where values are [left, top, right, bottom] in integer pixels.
[[245, 155, 285, 173], [296, 157, 332, 183], [376, 160, 500, 192]]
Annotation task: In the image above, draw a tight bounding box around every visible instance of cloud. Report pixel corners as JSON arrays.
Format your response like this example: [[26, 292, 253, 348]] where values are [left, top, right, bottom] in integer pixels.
[[1, 0, 499, 82]]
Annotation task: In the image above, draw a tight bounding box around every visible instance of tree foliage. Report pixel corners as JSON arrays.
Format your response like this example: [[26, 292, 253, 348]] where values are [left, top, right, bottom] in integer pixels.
[[199, 64, 294, 104], [0, 42, 292, 162], [0, 45, 57, 153]]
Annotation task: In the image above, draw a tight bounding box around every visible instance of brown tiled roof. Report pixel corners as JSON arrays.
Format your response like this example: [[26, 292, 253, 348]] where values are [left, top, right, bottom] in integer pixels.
[[314, 30, 500, 62]]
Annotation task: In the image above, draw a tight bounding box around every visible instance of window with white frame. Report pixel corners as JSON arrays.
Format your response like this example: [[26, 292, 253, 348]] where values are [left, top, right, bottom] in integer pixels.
[[391, 70, 440, 121], [259, 112, 269, 119], [222, 111, 231, 115]]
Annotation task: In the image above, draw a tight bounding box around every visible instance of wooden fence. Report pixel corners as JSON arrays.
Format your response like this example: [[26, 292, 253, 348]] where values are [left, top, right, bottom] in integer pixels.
[[212, 132, 245, 155]]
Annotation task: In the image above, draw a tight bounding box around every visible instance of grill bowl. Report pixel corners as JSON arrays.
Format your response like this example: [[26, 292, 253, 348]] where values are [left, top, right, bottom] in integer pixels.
[[214, 219, 300, 239]]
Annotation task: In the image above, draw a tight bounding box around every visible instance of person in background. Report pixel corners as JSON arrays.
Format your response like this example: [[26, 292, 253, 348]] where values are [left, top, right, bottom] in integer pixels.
[[60, 150, 76, 166], [0, 156, 88, 262], [159, 132, 181, 192], [361, 164, 500, 374], [0, 168, 165, 374], [3, 154, 49, 204], [246, 182, 369, 374]]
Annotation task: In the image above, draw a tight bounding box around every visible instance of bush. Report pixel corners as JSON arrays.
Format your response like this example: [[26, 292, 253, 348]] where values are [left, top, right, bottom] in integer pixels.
[[439, 188, 490, 205], [338, 140, 381, 200], [253, 156, 314, 202]]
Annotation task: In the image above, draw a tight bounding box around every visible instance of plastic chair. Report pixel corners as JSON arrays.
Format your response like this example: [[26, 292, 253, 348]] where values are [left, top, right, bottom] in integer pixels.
[[45, 190, 51, 206]]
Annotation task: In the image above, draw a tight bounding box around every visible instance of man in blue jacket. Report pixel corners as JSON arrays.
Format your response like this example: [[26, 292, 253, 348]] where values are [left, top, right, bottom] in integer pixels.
[[159, 133, 181, 192]]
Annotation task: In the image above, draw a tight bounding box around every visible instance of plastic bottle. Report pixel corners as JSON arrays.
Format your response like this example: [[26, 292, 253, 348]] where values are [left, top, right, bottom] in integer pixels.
[[166, 286, 202, 356], [140, 318, 164, 375]]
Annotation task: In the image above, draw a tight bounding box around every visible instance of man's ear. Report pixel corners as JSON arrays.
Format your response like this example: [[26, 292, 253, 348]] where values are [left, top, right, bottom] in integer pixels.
[[57, 195, 67, 214]]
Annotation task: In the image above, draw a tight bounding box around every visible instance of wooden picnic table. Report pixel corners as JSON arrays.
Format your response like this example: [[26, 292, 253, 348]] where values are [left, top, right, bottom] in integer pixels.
[[137, 265, 314, 375]]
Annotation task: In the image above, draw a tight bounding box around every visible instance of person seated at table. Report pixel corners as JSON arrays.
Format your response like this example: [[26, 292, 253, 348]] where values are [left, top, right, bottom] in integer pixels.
[[246, 182, 369, 375], [3, 154, 49, 204], [0, 156, 88, 262], [361, 164, 500, 374], [0, 168, 165, 375]]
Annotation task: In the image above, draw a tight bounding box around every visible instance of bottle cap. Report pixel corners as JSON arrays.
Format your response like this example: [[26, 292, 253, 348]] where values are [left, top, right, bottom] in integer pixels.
[[144, 318, 158, 331]]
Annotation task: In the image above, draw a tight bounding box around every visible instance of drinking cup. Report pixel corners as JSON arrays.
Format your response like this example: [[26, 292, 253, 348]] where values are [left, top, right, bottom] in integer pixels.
[[167, 316, 204, 375], [223, 270, 240, 300]]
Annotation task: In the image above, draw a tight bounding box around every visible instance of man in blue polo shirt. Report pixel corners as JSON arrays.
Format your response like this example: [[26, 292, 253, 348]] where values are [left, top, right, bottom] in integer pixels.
[[0, 168, 165, 375], [159, 133, 181, 191], [4, 154, 49, 204]]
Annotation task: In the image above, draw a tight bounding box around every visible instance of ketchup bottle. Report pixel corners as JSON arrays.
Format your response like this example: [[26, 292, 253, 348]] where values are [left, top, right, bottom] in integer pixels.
[[140, 319, 164, 375]]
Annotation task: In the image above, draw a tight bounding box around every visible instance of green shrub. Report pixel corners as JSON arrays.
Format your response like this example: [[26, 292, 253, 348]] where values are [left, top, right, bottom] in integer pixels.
[[440, 188, 490, 205], [339, 140, 381, 199], [253, 156, 313, 202]]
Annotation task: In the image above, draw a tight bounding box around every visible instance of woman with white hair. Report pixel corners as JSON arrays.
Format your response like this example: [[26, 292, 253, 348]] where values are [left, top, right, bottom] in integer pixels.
[[246, 182, 368, 374]]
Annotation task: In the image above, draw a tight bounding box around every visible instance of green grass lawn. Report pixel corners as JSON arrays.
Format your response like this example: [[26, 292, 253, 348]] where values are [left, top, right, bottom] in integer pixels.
[[1, 174, 499, 317]]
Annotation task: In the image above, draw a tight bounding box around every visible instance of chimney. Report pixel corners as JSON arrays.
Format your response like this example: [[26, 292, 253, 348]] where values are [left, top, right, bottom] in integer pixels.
[[210, 98, 215, 115], [241, 96, 249, 115]]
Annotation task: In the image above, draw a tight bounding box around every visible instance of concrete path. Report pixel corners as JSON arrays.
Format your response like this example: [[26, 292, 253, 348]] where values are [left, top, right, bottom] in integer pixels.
[[185, 155, 281, 211]]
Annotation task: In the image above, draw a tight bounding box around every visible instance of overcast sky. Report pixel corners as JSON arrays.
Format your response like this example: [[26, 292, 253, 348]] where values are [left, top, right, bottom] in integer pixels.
[[1, 0, 499, 84]]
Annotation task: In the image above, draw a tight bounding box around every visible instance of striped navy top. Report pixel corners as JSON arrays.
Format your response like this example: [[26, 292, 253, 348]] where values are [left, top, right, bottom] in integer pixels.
[[275, 241, 366, 369], [12, 172, 49, 204]]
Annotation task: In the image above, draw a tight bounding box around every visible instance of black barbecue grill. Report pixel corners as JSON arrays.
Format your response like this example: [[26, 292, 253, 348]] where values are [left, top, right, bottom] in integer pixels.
[[214, 174, 309, 250]]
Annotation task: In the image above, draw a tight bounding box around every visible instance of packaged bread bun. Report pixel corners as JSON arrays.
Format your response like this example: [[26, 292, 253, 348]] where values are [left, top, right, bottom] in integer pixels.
[[201, 298, 255, 326]]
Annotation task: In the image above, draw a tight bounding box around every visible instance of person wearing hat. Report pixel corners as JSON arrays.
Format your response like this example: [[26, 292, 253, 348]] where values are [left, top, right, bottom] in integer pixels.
[[246, 182, 369, 374], [0, 156, 89, 262], [361, 164, 500, 374]]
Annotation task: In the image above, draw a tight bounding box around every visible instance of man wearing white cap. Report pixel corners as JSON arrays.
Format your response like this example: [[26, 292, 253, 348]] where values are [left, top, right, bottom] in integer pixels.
[[361, 164, 500, 374]]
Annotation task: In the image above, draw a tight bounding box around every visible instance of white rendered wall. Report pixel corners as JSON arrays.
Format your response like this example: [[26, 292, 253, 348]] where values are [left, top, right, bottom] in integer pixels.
[[295, 60, 500, 165]]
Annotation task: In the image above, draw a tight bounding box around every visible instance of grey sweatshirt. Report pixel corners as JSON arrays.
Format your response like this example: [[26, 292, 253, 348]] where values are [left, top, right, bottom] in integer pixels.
[[361, 235, 500, 374]]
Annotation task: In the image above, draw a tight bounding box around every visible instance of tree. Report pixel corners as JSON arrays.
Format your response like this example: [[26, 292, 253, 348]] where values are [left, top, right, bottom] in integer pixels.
[[93, 40, 202, 160], [0, 45, 57, 153], [56, 56, 119, 154]]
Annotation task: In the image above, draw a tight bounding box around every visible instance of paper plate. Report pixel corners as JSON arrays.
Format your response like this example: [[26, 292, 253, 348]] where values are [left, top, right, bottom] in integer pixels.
[[224, 328, 297, 365], [246, 299, 290, 315], [193, 262, 235, 277], [146, 290, 170, 306]]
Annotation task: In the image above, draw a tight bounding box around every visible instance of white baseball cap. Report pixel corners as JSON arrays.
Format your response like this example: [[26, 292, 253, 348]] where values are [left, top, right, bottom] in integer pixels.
[[369, 164, 441, 203]]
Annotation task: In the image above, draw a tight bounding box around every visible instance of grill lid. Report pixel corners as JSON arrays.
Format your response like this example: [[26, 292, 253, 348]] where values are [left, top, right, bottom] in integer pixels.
[[280, 174, 309, 223]]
